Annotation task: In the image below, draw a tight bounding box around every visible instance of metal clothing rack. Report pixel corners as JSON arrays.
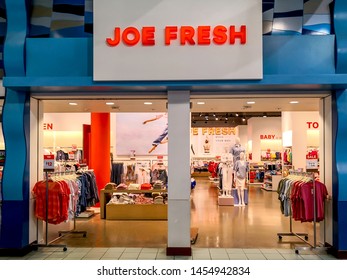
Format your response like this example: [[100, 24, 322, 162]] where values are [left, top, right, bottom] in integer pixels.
[[33, 170, 67, 251], [58, 171, 87, 238], [277, 171, 327, 254]]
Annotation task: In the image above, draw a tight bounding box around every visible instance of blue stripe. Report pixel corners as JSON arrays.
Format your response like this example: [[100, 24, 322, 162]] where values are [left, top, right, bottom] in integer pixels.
[[53, 0, 84, 5], [274, 10, 304, 18]]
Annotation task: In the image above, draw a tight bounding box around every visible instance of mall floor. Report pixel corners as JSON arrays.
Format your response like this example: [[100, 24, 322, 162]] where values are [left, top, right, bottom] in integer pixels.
[[1, 178, 337, 260]]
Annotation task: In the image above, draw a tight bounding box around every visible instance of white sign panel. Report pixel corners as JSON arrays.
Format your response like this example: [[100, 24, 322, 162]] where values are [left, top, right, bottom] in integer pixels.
[[94, 0, 263, 81]]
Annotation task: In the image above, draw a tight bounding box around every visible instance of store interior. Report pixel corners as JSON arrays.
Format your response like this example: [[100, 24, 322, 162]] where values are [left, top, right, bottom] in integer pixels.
[[1, 93, 332, 248]]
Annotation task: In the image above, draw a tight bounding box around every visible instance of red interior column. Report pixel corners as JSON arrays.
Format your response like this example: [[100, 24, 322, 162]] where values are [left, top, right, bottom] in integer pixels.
[[90, 113, 110, 206]]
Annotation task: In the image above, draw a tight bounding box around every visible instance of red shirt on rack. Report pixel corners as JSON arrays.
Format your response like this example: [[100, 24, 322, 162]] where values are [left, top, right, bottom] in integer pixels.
[[32, 180, 71, 224]]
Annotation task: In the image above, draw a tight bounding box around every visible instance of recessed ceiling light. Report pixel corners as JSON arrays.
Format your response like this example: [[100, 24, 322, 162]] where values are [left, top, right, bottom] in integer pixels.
[[290, 101, 299, 104], [69, 102, 78, 106], [197, 102, 205, 105], [144, 102, 153, 105], [106, 102, 115, 105], [247, 101, 256, 104]]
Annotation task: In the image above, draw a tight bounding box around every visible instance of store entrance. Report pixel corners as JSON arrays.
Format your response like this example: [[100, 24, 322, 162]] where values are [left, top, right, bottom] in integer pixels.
[[33, 93, 333, 250], [189, 94, 332, 248]]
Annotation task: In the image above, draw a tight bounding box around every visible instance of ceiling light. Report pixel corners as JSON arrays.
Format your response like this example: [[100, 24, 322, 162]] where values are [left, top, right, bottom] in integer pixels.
[[247, 101, 256, 104], [263, 113, 267, 118], [215, 117, 219, 121], [69, 102, 78, 106], [197, 101, 205, 105], [144, 102, 153, 105], [290, 101, 299, 104], [235, 113, 239, 117], [242, 118, 246, 122], [106, 102, 115, 105]]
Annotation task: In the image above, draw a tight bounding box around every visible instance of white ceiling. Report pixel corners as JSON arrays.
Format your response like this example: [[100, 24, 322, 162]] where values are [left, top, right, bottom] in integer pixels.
[[41, 95, 323, 113]]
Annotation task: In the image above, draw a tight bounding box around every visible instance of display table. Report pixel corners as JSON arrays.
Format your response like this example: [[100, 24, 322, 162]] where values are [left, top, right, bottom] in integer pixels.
[[100, 188, 167, 220]]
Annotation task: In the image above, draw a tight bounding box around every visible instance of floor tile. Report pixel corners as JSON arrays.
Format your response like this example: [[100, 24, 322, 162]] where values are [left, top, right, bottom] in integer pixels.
[[243, 249, 262, 254], [281, 254, 303, 260], [228, 254, 248, 260], [138, 252, 157, 259], [319, 254, 338, 260], [263, 253, 285, 260], [174, 256, 192, 260], [141, 248, 159, 253], [226, 248, 244, 254], [156, 253, 174, 260], [246, 254, 266, 260], [260, 249, 278, 254], [119, 252, 140, 259], [64, 254, 86, 260], [106, 248, 126, 253], [124, 248, 142, 253], [300, 254, 322, 260], [210, 254, 229, 260], [276, 249, 295, 254], [193, 248, 210, 254], [193, 254, 211, 260]]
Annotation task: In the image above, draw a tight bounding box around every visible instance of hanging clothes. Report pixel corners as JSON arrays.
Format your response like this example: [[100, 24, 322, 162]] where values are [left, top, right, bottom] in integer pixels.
[[277, 174, 328, 222], [32, 179, 71, 224], [110, 162, 124, 185]]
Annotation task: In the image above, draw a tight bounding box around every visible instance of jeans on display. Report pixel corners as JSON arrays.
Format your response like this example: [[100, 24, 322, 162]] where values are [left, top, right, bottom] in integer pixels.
[[152, 126, 168, 145]]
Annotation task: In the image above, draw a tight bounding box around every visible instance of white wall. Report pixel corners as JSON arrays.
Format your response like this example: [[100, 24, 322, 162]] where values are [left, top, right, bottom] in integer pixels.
[[282, 111, 319, 171], [247, 117, 282, 162], [43, 113, 90, 151]]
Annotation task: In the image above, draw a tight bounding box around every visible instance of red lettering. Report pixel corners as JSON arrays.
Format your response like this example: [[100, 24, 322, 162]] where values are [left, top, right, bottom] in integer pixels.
[[106, 27, 121, 46], [43, 123, 53, 130], [197, 26, 210, 45], [122, 27, 140, 46], [142, 27, 155, 46], [307, 122, 319, 129], [213, 25, 227, 45], [230, 25, 247, 44], [165, 26, 178, 45], [180, 26, 195, 45]]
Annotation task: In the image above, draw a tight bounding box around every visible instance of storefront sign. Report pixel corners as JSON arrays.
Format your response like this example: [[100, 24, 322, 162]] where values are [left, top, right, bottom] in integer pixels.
[[94, 0, 262, 81]]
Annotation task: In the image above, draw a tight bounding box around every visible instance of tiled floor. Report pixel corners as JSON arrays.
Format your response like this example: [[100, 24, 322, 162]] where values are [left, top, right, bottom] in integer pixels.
[[0, 179, 340, 260], [0, 246, 337, 260]]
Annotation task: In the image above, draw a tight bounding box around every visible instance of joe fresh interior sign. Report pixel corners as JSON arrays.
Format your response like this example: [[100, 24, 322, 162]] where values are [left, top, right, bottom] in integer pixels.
[[94, 0, 262, 81]]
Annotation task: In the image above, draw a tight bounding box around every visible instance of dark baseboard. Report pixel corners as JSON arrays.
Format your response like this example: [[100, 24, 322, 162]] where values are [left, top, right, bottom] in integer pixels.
[[0, 244, 34, 257], [166, 247, 192, 256], [327, 245, 347, 259]]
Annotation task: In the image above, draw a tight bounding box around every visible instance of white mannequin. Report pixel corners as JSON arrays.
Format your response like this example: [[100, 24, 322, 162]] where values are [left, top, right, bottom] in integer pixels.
[[220, 146, 233, 196], [234, 152, 247, 206]]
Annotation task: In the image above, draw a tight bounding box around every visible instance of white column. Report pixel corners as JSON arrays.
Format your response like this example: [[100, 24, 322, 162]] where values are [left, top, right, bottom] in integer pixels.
[[320, 96, 333, 246], [167, 91, 191, 254]]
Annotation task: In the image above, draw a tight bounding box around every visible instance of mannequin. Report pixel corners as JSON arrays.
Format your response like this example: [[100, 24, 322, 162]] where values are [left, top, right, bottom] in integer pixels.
[[231, 137, 245, 163], [220, 146, 233, 196], [234, 152, 248, 206]]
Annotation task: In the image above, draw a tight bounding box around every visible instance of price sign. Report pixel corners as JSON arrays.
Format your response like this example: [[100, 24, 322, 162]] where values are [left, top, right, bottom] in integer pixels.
[[306, 159, 318, 169], [44, 155, 55, 171]]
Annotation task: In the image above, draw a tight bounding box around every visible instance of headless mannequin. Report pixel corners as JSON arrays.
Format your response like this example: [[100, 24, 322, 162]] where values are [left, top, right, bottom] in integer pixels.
[[234, 152, 247, 206], [231, 137, 245, 163], [220, 146, 233, 196]]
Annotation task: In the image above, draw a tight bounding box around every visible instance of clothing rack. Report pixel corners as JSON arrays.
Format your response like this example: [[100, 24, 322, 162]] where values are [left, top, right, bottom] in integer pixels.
[[56, 171, 87, 238], [33, 170, 67, 251], [277, 171, 327, 254]]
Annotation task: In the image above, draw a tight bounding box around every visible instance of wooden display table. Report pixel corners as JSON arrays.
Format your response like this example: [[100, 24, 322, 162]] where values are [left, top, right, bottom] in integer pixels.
[[100, 188, 167, 220]]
